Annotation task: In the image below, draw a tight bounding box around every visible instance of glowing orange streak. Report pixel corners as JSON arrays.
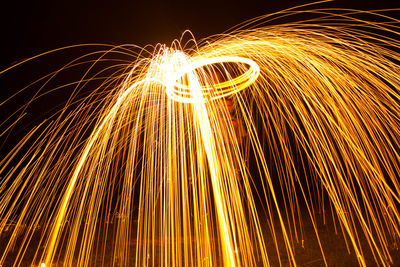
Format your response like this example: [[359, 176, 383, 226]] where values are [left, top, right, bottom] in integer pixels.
[[187, 70, 237, 267], [166, 56, 260, 103], [43, 79, 151, 264], [163, 54, 261, 266]]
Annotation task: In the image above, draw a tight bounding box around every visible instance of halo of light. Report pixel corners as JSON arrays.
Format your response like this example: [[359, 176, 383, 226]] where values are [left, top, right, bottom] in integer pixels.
[[166, 56, 260, 103]]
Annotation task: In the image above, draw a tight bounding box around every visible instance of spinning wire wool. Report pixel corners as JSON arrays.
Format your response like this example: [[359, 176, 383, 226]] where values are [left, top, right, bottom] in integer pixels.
[[1, 6, 400, 267]]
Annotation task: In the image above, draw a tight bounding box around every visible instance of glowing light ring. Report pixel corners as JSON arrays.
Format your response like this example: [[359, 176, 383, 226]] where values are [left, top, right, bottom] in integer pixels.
[[166, 56, 260, 103]]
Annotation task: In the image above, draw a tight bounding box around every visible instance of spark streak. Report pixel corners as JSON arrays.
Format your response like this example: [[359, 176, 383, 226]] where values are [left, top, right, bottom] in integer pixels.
[[1, 7, 400, 267]]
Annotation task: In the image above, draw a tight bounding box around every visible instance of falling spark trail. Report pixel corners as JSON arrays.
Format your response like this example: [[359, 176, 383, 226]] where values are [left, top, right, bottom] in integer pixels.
[[1, 6, 400, 267]]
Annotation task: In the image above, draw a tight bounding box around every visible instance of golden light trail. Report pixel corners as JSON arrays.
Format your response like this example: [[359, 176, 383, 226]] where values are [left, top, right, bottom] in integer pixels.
[[1, 6, 400, 267], [166, 56, 260, 103]]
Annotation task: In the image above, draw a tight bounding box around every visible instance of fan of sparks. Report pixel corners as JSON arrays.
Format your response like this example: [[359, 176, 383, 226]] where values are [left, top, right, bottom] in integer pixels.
[[1, 7, 400, 267]]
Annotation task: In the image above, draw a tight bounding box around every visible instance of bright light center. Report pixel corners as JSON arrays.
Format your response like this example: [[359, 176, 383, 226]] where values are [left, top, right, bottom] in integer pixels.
[[166, 56, 260, 103]]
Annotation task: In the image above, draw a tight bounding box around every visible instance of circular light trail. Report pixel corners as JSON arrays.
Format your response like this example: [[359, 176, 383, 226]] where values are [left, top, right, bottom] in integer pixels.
[[166, 56, 260, 103]]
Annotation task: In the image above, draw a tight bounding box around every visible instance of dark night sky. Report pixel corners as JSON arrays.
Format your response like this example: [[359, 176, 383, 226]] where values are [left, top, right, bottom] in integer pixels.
[[1, 0, 399, 67], [0, 3, 399, 265], [0, 4, 400, 260], [0, 0, 398, 136], [0, 0, 399, 139]]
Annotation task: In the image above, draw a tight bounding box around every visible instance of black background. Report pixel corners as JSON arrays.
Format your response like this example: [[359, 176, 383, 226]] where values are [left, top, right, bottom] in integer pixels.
[[1, 3, 400, 264], [0, 0, 399, 145], [1, 0, 399, 68], [0, 0, 399, 155], [0, 0, 399, 159]]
